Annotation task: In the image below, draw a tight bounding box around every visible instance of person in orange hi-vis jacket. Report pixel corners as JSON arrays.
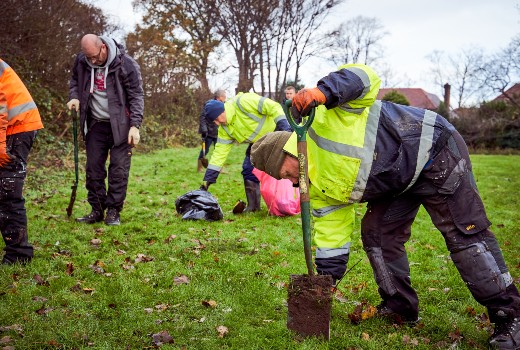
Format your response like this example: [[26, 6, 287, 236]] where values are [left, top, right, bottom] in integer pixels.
[[0, 58, 44, 265]]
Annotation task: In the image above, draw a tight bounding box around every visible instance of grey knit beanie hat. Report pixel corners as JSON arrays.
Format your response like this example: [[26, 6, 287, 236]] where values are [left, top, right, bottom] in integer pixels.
[[251, 131, 292, 179]]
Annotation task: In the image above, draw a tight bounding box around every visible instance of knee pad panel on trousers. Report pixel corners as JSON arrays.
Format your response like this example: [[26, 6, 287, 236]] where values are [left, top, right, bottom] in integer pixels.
[[0, 177, 23, 201], [366, 247, 398, 296], [450, 242, 508, 301]]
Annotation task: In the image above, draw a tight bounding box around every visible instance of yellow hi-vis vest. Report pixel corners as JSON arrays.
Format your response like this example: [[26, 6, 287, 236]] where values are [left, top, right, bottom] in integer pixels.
[[284, 64, 381, 204], [208, 92, 286, 171]]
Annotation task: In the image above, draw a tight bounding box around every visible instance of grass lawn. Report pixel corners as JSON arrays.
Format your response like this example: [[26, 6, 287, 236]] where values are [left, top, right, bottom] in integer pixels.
[[0, 144, 519, 349]]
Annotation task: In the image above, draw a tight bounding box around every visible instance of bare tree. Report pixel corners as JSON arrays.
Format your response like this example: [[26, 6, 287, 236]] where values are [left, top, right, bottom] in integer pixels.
[[325, 16, 388, 67], [477, 34, 520, 108], [217, 0, 279, 93], [132, 0, 222, 95], [427, 47, 484, 108], [2, 0, 112, 97]]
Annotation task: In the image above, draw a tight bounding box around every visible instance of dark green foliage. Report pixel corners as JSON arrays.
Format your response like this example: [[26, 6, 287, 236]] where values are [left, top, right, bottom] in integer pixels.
[[381, 90, 410, 105], [436, 101, 449, 119], [453, 101, 520, 150]]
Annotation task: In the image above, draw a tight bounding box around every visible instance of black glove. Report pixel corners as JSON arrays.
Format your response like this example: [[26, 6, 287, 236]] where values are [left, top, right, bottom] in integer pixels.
[[201, 132, 208, 140]]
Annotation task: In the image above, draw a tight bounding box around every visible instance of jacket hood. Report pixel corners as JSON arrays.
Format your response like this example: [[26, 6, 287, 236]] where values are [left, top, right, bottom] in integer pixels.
[[338, 63, 381, 110]]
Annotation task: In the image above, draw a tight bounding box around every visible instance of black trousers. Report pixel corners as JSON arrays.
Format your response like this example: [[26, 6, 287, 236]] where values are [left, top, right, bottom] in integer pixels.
[[1, 131, 36, 262], [85, 121, 132, 212], [361, 132, 520, 321]]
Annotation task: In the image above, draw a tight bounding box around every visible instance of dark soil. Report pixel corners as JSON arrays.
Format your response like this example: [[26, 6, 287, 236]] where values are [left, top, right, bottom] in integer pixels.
[[287, 274, 333, 339]]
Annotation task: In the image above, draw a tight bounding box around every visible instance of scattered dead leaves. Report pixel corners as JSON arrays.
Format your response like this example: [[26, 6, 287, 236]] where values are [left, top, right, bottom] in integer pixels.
[[164, 234, 177, 243], [33, 275, 49, 286], [173, 275, 190, 286], [202, 300, 217, 308], [347, 300, 377, 324], [151, 330, 174, 346], [216, 325, 228, 338], [135, 254, 154, 263]]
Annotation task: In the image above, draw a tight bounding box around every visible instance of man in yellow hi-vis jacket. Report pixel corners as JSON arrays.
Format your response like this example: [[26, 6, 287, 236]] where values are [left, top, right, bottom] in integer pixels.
[[251, 64, 520, 350], [201, 92, 291, 213]]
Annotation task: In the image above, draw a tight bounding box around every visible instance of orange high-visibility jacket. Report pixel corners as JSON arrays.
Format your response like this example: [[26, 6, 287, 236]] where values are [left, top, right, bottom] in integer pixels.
[[0, 59, 44, 147]]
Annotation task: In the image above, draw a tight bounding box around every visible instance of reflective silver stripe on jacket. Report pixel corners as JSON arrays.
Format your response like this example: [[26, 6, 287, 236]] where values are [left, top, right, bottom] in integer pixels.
[[8, 101, 37, 120], [312, 204, 348, 218], [217, 135, 234, 144], [0, 61, 8, 76], [400, 109, 436, 193], [274, 114, 286, 123], [308, 100, 382, 203], [207, 164, 222, 172], [236, 95, 267, 143], [316, 242, 351, 259]]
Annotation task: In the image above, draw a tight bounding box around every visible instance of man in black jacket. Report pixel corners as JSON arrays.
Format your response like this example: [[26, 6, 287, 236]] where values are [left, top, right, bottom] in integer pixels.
[[67, 34, 144, 226], [197, 89, 226, 173]]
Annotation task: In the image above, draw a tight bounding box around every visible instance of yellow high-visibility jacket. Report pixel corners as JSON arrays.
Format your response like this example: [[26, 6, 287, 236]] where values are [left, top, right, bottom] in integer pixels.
[[206, 92, 287, 179]]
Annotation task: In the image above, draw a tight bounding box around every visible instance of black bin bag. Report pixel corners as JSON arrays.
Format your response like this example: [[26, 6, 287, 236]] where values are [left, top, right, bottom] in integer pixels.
[[175, 190, 224, 221]]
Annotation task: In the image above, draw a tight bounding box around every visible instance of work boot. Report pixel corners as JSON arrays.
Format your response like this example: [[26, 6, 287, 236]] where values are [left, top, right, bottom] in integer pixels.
[[243, 180, 261, 213], [490, 314, 520, 350], [197, 159, 204, 173], [2, 228, 33, 265], [76, 210, 104, 224], [104, 208, 120, 226], [376, 303, 419, 326]]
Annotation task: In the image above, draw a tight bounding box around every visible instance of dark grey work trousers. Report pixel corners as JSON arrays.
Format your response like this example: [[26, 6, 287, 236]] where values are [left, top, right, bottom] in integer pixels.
[[1, 131, 36, 263], [361, 131, 520, 322], [85, 121, 132, 212]]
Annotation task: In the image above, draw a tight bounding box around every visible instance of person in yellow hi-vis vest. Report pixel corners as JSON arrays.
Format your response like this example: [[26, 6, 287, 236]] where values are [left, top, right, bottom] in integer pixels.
[[0, 58, 44, 265], [200, 92, 292, 213], [251, 64, 520, 350]]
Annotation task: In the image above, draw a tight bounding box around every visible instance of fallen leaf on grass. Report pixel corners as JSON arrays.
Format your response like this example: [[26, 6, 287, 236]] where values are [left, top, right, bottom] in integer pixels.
[[216, 325, 228, 338], [90, 238, 102, 246], [151, 330, 174, 345], [361, 332, 370, 340], [66, 262, 74, 275], [135, 254, 154, 263], [32, 296, 48, 302], [0, 335, 13, 344], [33, 275, 49, 286], [83, 288, 95, 294], [70, 282, 82, 292], [202, 300, 217, 308], [173, 275, 190, 285], [402, 335, 419, 346], [347, 300, 377, 324], [164, 234, 177, 243], [0, 325, 22, 335], [349, 281, 367, 294], [155, 304, 169, 312], [448, 328, 463, 342], [35, 306, 54, 315]]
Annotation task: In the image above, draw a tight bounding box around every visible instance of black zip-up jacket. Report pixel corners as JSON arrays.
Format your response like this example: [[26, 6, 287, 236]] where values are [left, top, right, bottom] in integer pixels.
[[69, 39, 144, 146]]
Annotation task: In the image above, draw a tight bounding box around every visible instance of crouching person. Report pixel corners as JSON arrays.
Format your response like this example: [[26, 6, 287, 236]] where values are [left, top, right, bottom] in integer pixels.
[[0, 59, 44, 264], [201, 92, 291, 213], [251, 63, 520, 349]]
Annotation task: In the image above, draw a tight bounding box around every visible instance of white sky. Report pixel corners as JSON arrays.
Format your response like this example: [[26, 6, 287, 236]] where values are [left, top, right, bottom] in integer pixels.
[[96, 0, 520, 98]]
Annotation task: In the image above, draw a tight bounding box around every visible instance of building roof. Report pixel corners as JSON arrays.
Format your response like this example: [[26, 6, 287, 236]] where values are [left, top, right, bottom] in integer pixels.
[[377, 88, 441, 110], [493, 83, 520, 103]]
